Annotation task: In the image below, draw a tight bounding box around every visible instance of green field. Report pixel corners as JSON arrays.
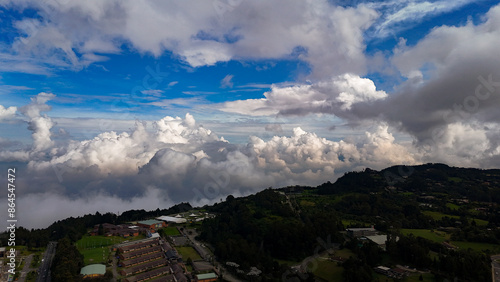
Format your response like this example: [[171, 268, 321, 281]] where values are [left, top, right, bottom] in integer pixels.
[[471, 218, 489, 226], [422, 211, 488, 226], [163, 226, 181, 236], [176, 246, 202, 261], [422, 211, 459, 220], [76, 235, 144, 265], [335, 248, 356, 259], [76, 235, 126, 249], [446, 203, 460, 210], [401, 229, 450, 243], [79, 246, 110, 265], [309, 258, 343, 282], [401, 229, 500, 253], [299, 200, 316, 207], [451, 241, 500, 253], [448, 177, 463, 183]]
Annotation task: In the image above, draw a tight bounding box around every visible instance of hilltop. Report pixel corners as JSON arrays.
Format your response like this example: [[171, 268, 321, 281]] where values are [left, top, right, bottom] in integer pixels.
[[2, 163, 499, 281]]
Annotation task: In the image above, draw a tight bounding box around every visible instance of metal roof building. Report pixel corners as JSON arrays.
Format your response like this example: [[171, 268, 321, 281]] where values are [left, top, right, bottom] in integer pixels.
[[196, 273, 218, 282], [80, 264, 106, 278], [157, 215, 187, 224]]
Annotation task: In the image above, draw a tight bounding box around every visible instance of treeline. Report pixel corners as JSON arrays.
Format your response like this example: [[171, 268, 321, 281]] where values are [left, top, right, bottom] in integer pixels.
[[333, 192, 432, 229], [0, 202, 192, 282], [198, 189, 344, 280], [317, 163, 500, 202], [0, 202, 192, 248], [51, 238, 84, 282]]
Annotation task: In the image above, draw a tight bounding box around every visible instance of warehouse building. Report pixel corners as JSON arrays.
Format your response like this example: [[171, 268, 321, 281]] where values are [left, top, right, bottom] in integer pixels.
[[156, 216, 187, 224], [80, 264, 106, 279], [137, 220, 166, 231], [346, 227, 377, 237]]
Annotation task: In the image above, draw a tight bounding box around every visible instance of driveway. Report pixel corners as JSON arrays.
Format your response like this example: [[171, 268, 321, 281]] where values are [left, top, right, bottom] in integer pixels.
[[491, 254, 500, 282]]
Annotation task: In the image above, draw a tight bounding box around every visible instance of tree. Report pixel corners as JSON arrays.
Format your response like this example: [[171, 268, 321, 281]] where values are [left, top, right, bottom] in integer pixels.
[[98, 224, 104, 236]]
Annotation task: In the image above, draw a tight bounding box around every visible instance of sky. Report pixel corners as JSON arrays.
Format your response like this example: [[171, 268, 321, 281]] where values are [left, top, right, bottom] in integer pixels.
[[1, 0, 500, 229]]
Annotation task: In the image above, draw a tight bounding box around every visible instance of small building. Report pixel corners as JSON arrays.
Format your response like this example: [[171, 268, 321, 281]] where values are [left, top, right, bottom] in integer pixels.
[[374, 266, 390, 275], [195, 272, 218, 282], [80, 264, 106, 279], [137, 220, 166, 231], [193, 261, 213, 272], [346, 227, 377, 238], [157, 216, 187, 224], [90, 223, 142, 237], [166, 249, 179, 261], [149, 233, 160, 238], [365, 235, 388, 250]]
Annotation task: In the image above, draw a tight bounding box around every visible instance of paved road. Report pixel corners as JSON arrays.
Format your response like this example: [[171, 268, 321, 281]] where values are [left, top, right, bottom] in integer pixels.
[[178, 227, 242, 282], [36, 242, 57, 282], [492, 255, 500, 282]]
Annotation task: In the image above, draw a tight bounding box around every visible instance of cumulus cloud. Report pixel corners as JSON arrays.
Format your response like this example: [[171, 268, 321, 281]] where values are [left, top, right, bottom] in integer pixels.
[[220, 74, 387, 116], [19, 92, 56, 151], [0, 94, 422, 228], [355, 4, 500, 146], [0, 105, 17, 121], [2, 90, 499, 229], [220, 4, 500, 172]]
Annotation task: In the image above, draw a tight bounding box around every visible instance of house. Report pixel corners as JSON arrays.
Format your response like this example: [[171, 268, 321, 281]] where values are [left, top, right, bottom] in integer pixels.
[[374, 266, 390, 275], [80, 264, 106, 279], [90, 223, 142, 237], [365, 235, 389, 250], [137, 220, 166, 231], [195, 273, 218, 282], [117, 238, 160, 254], [175, 272, 188, 282], [166, 249, 179, 261], [346, 227, 377, 237]]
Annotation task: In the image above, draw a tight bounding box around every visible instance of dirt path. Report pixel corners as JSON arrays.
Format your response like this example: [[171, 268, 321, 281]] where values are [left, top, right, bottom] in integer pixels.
[[17, 254, 34, 282], [110, 251, 120, 282]]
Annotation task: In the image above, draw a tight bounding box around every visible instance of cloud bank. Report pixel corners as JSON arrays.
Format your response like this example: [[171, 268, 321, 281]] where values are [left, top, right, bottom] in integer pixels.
[[0, 93, 419, 228]]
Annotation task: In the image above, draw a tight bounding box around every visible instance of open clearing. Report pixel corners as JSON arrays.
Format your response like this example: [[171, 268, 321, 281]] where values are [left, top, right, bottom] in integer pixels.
[[176, 246, 202, 261], [401, 229, 450, 243]]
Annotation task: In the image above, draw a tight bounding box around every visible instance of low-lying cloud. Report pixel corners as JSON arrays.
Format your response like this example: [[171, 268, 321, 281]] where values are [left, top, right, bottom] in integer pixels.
[[1, 93, 420, 229]]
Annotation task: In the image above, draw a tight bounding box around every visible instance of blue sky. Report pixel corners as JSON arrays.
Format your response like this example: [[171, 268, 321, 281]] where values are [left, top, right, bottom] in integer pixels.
[[1, 0, 500, 228]]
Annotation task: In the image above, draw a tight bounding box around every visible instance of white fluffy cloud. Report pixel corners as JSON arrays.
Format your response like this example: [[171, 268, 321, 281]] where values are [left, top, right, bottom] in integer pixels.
[[221, 74, 387, 116], [1, 0, 377, 77], [19, 92, 56, 151], [0, 105, 17, 121], [0, 93, 422, 228], [392, 5, 500, 78]]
